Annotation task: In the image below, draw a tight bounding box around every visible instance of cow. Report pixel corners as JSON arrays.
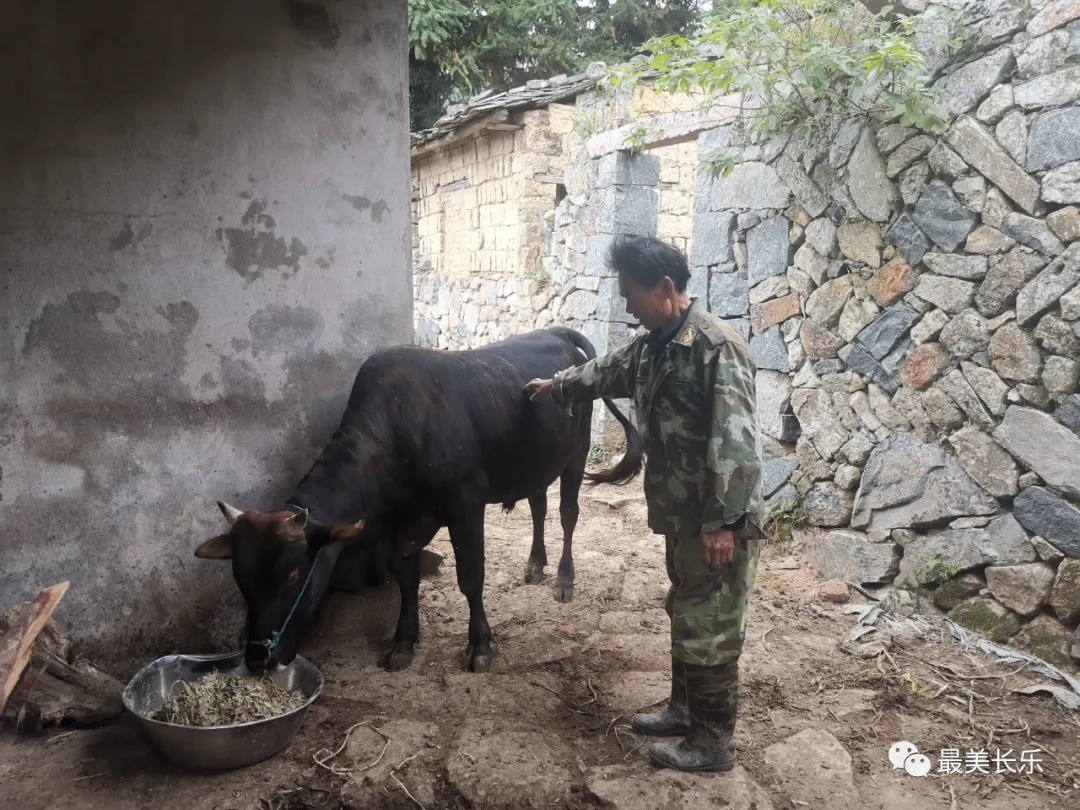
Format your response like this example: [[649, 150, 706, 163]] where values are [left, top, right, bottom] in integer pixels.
[[194, 326, 643, 675]]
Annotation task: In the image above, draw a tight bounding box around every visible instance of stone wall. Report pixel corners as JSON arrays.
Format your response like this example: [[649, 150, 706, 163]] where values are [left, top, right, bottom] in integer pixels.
[[412, 0, 1080, 671]]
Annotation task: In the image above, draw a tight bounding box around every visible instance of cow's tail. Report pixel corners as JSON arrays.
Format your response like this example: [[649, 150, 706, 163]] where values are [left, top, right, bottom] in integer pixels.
[[558, 328, 644, 486]]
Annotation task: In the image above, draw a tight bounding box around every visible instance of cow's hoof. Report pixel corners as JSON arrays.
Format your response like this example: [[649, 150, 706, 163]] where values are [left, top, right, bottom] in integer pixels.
[[385, 648, 415, 671], [468, 650, 493, 673], [524, 563, 545, 585], [553, 582, 574, 603]]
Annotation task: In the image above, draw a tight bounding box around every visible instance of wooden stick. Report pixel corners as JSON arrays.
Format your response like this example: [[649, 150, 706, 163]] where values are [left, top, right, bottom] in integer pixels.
[[0, 582, 69, 715]]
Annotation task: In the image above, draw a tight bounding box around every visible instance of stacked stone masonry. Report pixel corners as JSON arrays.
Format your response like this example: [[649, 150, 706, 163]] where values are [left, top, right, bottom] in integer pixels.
[[412, 0, 1080, 670]]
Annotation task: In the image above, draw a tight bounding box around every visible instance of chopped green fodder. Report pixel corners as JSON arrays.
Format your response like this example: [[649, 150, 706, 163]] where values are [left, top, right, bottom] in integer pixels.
[[152, 672, 307, 726]]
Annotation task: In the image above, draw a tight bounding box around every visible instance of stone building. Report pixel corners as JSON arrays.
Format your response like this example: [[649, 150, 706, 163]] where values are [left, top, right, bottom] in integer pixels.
[[0, 0, 414, 672], [412, 0, 1080, 672]]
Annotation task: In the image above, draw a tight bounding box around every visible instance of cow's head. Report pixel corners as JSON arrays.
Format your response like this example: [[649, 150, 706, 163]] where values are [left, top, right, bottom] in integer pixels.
[[194, 501, 365, 674]]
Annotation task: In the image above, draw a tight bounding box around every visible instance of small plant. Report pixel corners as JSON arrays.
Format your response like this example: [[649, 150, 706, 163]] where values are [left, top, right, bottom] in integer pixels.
[[531, 265, 551, 290], [763, 498, 806, 543], [571, 111, 600, 139]]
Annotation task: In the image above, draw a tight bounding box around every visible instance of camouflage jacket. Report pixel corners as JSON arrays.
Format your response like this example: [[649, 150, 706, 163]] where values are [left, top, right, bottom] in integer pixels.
[[552, 297, 765, 539]]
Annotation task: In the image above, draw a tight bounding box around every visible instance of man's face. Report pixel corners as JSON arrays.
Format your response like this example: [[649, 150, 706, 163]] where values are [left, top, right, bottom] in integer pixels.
[[618, 273, 677, 331]]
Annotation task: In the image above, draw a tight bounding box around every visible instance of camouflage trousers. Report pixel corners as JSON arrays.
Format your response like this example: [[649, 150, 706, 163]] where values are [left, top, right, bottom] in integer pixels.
[[663, 531, 760, 668]]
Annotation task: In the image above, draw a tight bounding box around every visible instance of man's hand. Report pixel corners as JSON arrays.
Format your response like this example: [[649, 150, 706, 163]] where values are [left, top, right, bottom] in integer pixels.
[[700, 528, 735, 567], [525, 378, 554, 401]]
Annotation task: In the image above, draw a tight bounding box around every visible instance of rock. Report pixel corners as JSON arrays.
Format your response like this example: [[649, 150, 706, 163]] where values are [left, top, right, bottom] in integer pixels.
[[804, 483, 855, 527], [947, 425, 1020, 498], [869, 383, 911, 431], [940, 309, 991, 359], [1001, 213, 1066, 256], [936, 47, 1016, 117], [966, 225, 1018, 255], [794, 243, 829, 285], [1013, 485, 1080, 558], [1043, 160, 1080, 203], [1028, 108, 1080, 174], [446, 726, 571, 809], [892, 388, 936, 442], [1017, 383, 1053, 407], [855, 301, 921, 360], [1029, 1, 1080, 38], [804, 218, 838, 259], [762, 457, 800, 498], [865, 257, 915, 308], [911, 309, 950, 344], [933, 572, 986, 612], [757, 369, 798, 444], [994, 405, 1080, 499], [774, 154, 828, 218], [690, 211, 737, 266], [709, 271, 750, 318], [996, 110, 1029, 167], [1032, 535, 1066, 563], [747, 216, 794, 286], [913, 275, 976, 313], [848, 128, 900, 222], [1050, 558, 1080, 625], [839, 432, 876, 467], [837, 221, 882, 268], [928, 143, 969, 180], [805, 276, 853, 330], [922, 385, 965, 431], [982, 187, 1015, 230], [886, 135, 935, 178], [834, 464, 862, 491], [1016, 29, 1070, 79], [911, 180, 979, 252], [885, 213, 931, 266], [990, 322, 1043, 382], [750, 326, 790, 373], [939, 368, 996, 429], [791, 388, 850, 461], [948, 596, 1025, 643], [1043, 355, 1080, 399], [961, 361, 1011, 416], [1036, 313, 1080, 355], [945, 115, 1041, 215], [800, 319, 846, 361], [820, 580, 851, 603], [1048, 206, 1080, 242], [849, 390, 886, 438], [876, 124, 915, 154], [806, 530, 901, 585], [837, 298, 877, 343], [767, 483, 800, 511], [985, 563, 1057, 618], [851, 432, 999, 533], [899, 161, 931, 206], [764, 729, 858, 808], [1010, 614, 1077, 669], [707, 162, 791, 211], [1065, 283, 1080, 319], [976, 84, 1015, 124], [975, 247, 1047, 317], [751, 293, 801, 334], [1058, 393, 1080, 436], [901, 343, 951, 391], [1014, 65, 1080, 109], [923, 253, 988, 281], [584, 764, 776, 810], [843, 342, 901, 395], [1018, 244, 1080, 326]]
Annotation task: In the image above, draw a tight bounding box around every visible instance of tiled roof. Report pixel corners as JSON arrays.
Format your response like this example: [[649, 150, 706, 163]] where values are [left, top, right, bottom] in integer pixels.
[[409, 64, 606, 151]]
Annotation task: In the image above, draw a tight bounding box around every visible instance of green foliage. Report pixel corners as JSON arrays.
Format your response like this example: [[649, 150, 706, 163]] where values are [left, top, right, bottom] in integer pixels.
[[600, 0, 961, 172], [763, 498, 806, 544], [407, 0, 710, 131]]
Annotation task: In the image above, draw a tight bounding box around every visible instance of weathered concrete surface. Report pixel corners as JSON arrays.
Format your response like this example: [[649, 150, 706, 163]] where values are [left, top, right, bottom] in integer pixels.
[[0, 0, 412, 673]]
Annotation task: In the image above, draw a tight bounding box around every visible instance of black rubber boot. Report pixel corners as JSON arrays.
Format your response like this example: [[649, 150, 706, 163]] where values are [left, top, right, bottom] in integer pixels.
[[648, 662, 737, 772], [631, 656, 690, 736]]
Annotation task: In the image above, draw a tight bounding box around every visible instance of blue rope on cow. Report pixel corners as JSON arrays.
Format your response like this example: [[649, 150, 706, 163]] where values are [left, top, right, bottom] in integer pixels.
[[248, 502, 319, 652]]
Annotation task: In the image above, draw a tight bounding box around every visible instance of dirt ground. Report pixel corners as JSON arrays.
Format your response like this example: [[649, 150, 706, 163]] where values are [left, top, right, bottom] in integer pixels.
[[3, 481, 1079, 810]]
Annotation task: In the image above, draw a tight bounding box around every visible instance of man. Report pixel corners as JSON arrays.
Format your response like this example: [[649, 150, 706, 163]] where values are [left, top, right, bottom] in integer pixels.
[[525, 234, 765, 773]]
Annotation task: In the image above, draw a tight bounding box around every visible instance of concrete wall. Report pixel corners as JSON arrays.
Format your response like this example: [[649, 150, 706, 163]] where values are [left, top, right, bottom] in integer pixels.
[[0, 0, 412, 674]]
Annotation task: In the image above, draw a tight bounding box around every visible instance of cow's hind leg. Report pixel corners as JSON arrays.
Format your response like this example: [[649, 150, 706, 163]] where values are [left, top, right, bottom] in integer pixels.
[[524, 490, 548, 585], [555, 456, 585, 603], [448, 499, 493, 673]]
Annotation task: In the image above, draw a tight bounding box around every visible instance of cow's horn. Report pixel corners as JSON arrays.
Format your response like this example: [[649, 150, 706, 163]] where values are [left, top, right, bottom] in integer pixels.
[[217, 501, 244, 525]]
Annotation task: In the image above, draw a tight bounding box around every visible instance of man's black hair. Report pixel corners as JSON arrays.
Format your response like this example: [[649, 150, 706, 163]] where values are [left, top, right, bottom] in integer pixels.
[[606, 235, 692, 293]]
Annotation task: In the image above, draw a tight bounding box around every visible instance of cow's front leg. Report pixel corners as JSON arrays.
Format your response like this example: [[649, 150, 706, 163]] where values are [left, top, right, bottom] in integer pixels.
[[449, 502, 493, 673], [385, 551, 421, 671], [525, 490, 548, 585]]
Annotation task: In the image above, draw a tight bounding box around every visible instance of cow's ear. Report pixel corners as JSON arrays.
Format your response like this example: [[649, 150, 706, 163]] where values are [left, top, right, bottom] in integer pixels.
[[195, 534, 234, 559], [327, 519, 366, 545]]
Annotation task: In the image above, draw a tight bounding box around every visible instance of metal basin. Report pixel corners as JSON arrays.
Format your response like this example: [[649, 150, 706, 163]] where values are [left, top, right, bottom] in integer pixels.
[[121, 650, 323, 772]]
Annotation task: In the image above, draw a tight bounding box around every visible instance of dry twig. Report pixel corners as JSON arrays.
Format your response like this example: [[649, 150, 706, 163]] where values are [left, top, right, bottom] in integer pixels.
[[391, 774, 427, 810]]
